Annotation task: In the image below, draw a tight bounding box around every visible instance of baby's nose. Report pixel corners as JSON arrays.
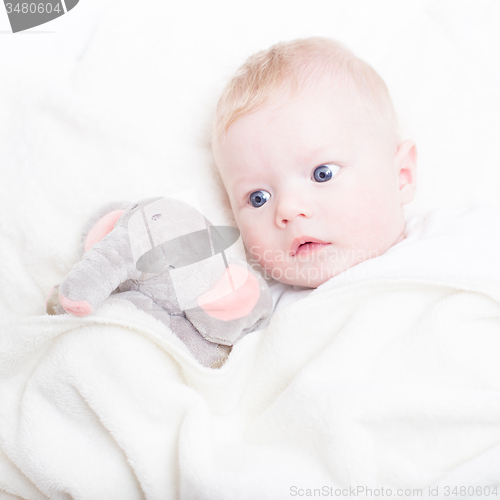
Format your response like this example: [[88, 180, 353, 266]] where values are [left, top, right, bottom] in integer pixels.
[[275, 194, 312, 227]]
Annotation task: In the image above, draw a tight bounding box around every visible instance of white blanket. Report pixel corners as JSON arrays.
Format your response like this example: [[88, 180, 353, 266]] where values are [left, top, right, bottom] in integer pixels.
[[1, 1, 500, 497], [1, 205, 499, 499]]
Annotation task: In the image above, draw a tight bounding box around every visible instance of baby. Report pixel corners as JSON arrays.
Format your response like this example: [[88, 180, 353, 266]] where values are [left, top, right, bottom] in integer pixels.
[[212, 37, 417, 296], [48, 37, 418, 360]]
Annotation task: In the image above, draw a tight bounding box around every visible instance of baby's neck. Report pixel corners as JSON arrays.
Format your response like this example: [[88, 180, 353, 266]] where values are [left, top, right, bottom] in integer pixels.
[[393, 224, 407, 245]]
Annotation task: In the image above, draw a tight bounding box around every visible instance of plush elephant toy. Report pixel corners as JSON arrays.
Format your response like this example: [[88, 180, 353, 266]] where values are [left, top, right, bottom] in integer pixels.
[[47, 197, 273, 368]]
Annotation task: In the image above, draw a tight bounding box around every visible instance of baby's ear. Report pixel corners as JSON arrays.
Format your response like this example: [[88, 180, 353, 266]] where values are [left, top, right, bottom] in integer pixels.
[[395, 139, 417, 205]]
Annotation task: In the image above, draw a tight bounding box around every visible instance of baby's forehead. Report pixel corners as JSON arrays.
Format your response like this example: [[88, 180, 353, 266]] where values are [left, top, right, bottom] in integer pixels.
[[218, 97, 385, 172], [241, 75, 378, 133], [215, 74, 398, 173], [270, 81, 397, 151], [230, 80, 375, 139]]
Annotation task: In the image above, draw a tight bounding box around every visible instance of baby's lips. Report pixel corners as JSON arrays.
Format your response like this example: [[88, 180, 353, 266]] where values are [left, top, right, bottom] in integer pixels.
[[290, 235, 329, 256], [197, 264, 260, 321]]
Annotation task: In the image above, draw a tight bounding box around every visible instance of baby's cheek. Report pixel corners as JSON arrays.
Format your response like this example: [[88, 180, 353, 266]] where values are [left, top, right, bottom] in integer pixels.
[[243, 234, 283, 275], [356, 202, 403, 252], [337, 198, 395, 249], [240, 223, 267, 261], [248, 241, 275, 269]]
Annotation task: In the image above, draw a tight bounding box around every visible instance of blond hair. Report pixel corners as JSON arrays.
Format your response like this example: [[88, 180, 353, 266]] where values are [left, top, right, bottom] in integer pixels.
[[212, 37, 401, 150]]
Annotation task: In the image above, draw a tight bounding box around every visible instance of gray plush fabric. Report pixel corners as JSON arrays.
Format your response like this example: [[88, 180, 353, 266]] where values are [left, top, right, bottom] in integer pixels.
[[77, 201, 133, 259], [50, 197, 272, 368]]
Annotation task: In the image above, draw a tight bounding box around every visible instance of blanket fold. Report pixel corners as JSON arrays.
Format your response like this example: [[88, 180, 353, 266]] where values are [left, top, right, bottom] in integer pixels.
[[1, 205, 500, 499]]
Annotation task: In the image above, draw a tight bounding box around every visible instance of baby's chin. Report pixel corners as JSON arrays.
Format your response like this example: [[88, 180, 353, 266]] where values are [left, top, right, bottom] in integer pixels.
[[263, 264, 345, 288], [263, 250, 388, 287]]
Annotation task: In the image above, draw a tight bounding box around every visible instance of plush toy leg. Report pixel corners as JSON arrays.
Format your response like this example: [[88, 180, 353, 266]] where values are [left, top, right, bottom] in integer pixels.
[[196, 264, 261, 320], [185, 262, 273, 346]]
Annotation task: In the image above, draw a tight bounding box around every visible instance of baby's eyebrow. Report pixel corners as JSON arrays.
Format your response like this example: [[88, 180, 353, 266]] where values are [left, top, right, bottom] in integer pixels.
[[306, 147, 346, 163], [239, 186, 260, 201], [230, 173, 264, 191]]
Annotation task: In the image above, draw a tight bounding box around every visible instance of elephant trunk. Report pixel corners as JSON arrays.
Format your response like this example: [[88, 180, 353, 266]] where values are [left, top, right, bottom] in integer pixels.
[[58, 227, 134, 316]]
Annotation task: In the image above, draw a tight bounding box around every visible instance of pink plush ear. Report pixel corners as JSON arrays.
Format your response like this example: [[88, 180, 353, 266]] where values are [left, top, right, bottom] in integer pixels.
[[197, 264, 260, 321], [84, 209, 125, 253]]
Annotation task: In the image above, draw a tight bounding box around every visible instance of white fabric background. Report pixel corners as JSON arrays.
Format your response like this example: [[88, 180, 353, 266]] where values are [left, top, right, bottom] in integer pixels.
[[0, 0, 499, 318]]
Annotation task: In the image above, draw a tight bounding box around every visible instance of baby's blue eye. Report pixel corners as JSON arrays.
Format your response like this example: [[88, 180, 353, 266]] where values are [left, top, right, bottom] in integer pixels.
[[249, 190, 270, 208], [313, 164, 339, 182]]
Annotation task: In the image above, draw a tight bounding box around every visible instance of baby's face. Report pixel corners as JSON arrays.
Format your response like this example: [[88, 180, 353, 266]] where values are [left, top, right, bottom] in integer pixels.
[[214, 83, 416, 287]]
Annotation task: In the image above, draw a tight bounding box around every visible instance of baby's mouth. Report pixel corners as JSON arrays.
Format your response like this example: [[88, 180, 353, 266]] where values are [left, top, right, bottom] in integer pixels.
[[290, 237, 330, 257]]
